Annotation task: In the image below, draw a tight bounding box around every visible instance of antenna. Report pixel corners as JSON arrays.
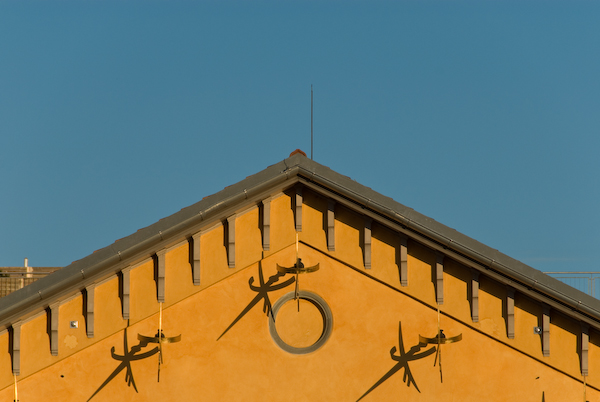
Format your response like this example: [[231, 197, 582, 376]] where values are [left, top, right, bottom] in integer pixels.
[[311, 85, 313, 160]]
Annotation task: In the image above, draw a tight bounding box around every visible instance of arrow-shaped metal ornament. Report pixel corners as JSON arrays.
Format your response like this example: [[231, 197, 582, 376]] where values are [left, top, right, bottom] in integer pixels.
[[418, 304, 462, 383], [137, 303, 181, 382], [276, 233, 319, 311]]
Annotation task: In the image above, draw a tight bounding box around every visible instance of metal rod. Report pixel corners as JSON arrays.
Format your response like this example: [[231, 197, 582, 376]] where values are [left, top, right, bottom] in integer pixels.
[[295, 233, 300, 309], [158, 302, 163, 380], [436, 303, 442, 382], [159, 302, 163, 334], [311, 85, 313, 160]]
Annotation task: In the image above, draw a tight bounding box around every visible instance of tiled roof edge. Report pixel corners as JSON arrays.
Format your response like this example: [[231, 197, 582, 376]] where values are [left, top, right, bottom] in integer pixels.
[[0, 152, 598, 329], [0, 155, 305, 327], [291, 157, 600, 320]]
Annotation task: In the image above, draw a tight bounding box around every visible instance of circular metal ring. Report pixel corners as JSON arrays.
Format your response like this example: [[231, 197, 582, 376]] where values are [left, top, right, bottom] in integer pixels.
[[269, 290, 333, 354]]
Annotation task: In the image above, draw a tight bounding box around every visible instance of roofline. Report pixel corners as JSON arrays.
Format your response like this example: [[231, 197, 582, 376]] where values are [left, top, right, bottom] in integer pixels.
[[0, 158, 302, 328], [288, 158, 600, 325], [1, 153, 598, 332]]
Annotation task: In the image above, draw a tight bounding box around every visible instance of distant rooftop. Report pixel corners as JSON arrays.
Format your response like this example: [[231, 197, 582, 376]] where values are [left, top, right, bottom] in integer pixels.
[[0, 259, 61, 298]]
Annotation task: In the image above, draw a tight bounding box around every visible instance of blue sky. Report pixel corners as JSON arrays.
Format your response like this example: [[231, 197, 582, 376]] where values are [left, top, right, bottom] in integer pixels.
[[1, 1, 599, 274]]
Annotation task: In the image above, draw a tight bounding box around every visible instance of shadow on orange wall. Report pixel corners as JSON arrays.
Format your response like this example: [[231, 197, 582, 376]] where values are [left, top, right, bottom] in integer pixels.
[[357, 322, 436, 401], [217, 262, 295, 341], [87, 327, 159, 401]]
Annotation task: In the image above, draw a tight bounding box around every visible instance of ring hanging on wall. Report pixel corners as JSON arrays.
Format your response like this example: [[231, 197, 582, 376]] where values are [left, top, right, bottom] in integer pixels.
[[269, 290, 333, 354]]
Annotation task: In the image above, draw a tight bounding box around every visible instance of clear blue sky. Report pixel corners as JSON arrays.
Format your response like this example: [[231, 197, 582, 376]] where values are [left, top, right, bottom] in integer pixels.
[[1, 1, 598, 273]]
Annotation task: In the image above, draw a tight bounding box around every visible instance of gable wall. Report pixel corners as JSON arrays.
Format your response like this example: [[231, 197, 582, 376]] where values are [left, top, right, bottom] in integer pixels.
[[0, 187, 597, 400], [0, 245, 596, 401]]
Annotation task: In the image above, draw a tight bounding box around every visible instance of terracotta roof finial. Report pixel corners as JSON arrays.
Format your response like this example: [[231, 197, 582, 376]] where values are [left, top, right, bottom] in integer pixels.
[[289, 149, 307, 157]]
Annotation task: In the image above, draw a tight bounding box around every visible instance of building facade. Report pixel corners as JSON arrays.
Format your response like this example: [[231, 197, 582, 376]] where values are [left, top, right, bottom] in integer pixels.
[[0, 151, 597, 401]]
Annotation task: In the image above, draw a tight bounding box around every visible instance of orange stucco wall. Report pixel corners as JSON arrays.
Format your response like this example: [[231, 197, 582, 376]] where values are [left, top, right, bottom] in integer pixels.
[[0, 189, 596, 401]]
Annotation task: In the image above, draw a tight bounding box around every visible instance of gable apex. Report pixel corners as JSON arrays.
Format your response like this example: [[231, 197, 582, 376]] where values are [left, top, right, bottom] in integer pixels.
[[0, 152, 598, 334]]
